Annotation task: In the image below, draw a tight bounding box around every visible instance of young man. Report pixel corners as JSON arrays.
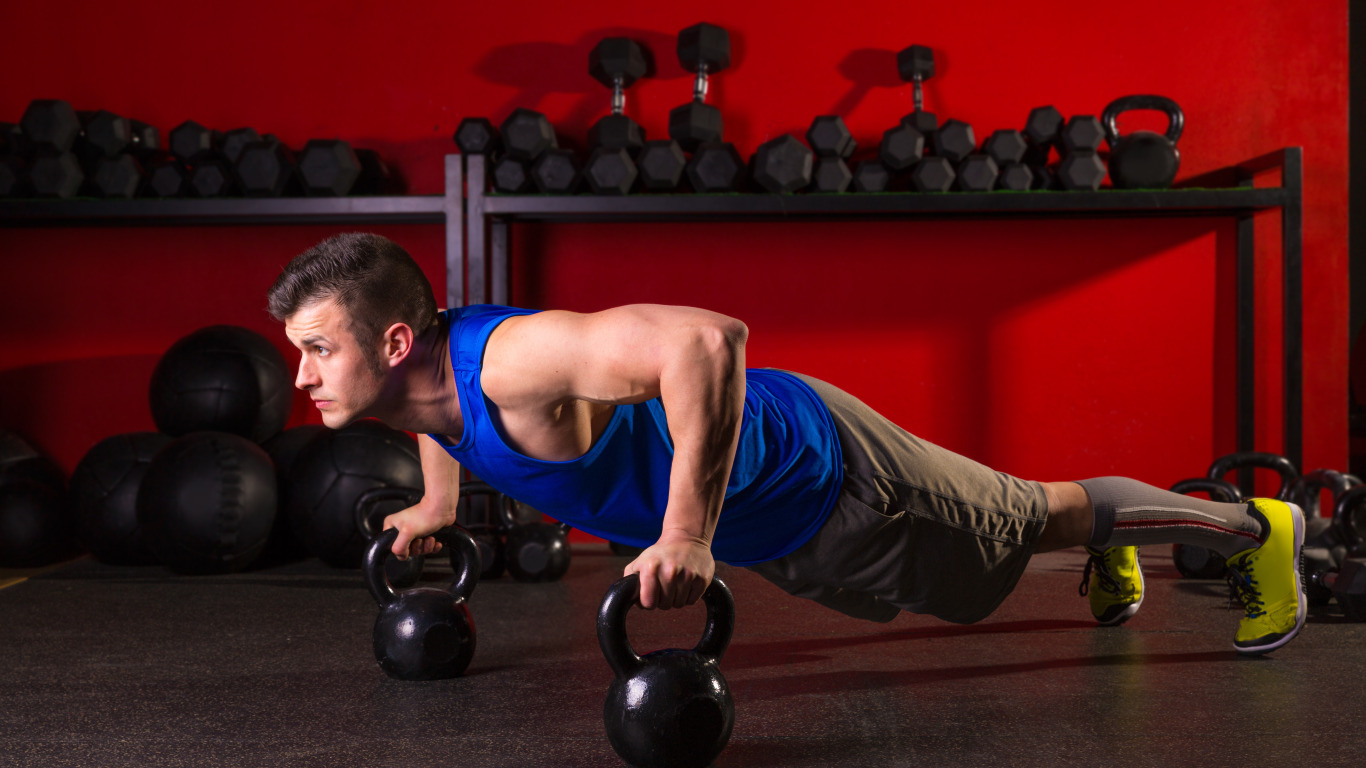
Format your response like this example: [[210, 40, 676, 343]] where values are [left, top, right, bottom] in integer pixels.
[[269, 233, 1307, 655]]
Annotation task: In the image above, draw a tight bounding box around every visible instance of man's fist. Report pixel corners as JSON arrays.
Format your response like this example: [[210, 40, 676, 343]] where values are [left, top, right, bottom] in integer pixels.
[[383, 498, 457, 560], [623, 533, 715, 609]]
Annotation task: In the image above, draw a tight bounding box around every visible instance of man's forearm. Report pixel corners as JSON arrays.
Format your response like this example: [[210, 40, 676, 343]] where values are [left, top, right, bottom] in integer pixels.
[[656, 321, 747, 546], [419, 435, 461, 509]]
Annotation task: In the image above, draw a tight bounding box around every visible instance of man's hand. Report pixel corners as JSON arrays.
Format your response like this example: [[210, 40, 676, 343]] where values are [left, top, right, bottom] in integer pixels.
[[623, 532, 715, 609], [383, 498, 457, 560]]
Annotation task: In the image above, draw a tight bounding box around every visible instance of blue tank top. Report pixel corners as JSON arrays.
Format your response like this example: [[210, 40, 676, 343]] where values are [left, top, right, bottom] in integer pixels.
[[429, 305, 842, 566]]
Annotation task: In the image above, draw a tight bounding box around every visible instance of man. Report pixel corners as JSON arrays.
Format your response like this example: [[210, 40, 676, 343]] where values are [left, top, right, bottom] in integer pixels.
[[269, 233, 1306, 655]]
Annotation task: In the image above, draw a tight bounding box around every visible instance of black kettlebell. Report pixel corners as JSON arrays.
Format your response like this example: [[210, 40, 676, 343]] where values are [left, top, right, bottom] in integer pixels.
[[1206, 451, 1300, 501], [365, 525, 481, 681], [598, 572, 735, 768], [502, 495, 571, 583], [355, 487, 424, 589], [1101, 94, 1183, 189], [1168, 477, 1242, 580]]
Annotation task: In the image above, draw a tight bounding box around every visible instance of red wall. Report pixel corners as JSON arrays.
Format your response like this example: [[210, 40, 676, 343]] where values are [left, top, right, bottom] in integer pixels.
[[0, 2, 1349, 503]]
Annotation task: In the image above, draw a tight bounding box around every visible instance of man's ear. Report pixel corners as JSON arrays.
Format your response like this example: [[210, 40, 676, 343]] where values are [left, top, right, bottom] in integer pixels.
[[381, 322, 415, 367]]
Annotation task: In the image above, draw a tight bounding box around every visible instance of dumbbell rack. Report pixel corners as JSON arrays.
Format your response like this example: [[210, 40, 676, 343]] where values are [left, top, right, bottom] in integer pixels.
[[0, 148, 1306, 486], [460, 148, 1305, 482]]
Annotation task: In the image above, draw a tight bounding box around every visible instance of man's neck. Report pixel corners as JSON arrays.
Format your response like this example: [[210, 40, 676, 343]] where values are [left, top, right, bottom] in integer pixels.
[[371, 320, 462, 437]]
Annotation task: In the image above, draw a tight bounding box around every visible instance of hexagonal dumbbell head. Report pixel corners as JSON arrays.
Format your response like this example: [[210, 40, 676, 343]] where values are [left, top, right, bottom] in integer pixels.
[[807, 116, 856, 159], [1024, 106, 1064, 147], [677, 23, 731, 73], [897, 44, 934, 83], [21, 100, 81, 152], [997, 162, 1034, 191], [752, 134, 814, 194], [811, 157, 853, 193], [686, 142, 744, 192], [669, 101, 723, 153], [984, 130, 1027, 166], [191, 158, 236, 197], [94, 154, 144, 198], [955, 155, 999, 192], [0, 156, 26, 197], [932, 120, 975, 164], [170, 120, 219, 163], [1061, 115, 1105, 153], [145, 156, 190, 197], [492, 157, 531, 193], [455, 118, 501, 155], [222, 128, 264, 164], [637, 140, 687, 190], [589, 114, 645, 153], [531, 149, 581, 193], [237, 141, 296, 196], [880, 125, 925, 172], [911, 156, 955, 192], [585, 147, 638, 195], [852, 160, 891, 192], [299, 139, 362, 196], [1058, 150, 1107, 190], [129, 121, 160, 154], [28, 151, 84, 198], [83, 111, 132, 159], [590, 37, 648, 89], [500, 108, 557, 161], [901, 111, 938, 140]]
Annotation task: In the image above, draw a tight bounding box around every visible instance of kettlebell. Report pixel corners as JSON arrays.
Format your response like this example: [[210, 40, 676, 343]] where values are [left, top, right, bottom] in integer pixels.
[[504, 498, 571, 583], [1168, 477, 1241, 580], [364, 525, 481, 681], [355, 486, 424, 589], [454, 482, 507, 580], [598, 572, 735, 768], [1101, 95, 1184, 189]]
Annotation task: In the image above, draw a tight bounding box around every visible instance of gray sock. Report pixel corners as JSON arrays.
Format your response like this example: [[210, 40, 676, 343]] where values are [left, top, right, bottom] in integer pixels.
[[1077, 476, 1264, 558]]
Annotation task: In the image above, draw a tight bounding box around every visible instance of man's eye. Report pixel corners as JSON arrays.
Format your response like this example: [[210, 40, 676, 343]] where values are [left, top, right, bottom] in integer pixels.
[[316, 347, 329, 356]]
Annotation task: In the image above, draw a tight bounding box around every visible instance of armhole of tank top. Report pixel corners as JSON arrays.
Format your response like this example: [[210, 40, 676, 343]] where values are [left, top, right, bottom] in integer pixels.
[[644, 398, 674, 452]]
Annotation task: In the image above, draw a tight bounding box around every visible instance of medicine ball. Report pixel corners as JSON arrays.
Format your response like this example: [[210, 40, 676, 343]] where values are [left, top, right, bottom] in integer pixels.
[[137, 431, 277, 574], [259, 424, 329, 562], [0, 430, 66, 495], [287, 420, 422, 568], [0, 480, 72, 568], [148, 325, 292, 443], [69, 432, 171, 566]]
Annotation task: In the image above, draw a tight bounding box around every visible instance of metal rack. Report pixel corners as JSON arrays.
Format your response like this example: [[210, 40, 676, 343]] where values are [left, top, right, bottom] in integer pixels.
[[0, 148, 1305, 479], [462, 148, 1304, 477]]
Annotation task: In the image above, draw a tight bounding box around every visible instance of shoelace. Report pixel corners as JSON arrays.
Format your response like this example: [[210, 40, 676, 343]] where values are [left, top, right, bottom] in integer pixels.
[[1225, 557, 1266, 618], [1078, 551, 1122, 598]]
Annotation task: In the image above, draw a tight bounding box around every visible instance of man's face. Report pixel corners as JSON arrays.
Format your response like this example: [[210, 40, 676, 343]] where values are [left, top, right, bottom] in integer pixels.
[[284, 298, 383, 428]]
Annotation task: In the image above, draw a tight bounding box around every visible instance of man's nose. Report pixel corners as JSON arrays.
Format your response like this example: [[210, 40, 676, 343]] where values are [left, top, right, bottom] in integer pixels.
[[296, 358, 319, 390]]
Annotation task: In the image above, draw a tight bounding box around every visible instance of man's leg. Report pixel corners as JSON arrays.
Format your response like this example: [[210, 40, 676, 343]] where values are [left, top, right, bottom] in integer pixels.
[[1037, 476, 1306, 655]]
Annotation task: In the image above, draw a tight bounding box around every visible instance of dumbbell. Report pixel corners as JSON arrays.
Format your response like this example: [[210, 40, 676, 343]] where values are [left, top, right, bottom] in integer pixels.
[[984, 130, 1032, 191], [852, 161, 891, 192], [1058, 115, 1107, 191], [807, 116, 855, 193], [493, 108, 557, 193], [237, 137, 301, 197], [752, 134, 813, 194], [909, 119, 973, 193], [0, 155, 27, 197], [455, 117, 501, 156], [896, 44, 937, 141], [636, 140, 687, 191], [687, 142, 744, 193], [584, 37, 647, 195], [20, 100, 86, 198], [669, 23, 730, 152], [1023, 106, 1064, 190], [167, 121, 245, 197], [142, 152, 192, 197], [298, 139, 364, 196], [1306, 557, 1366, 621]]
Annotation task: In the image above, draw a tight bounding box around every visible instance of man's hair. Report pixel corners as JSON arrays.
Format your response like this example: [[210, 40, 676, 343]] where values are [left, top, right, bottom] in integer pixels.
[[267, 233, 438, 352]]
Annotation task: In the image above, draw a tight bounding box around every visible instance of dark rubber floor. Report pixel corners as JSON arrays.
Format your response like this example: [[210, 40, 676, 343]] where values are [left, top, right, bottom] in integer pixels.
[[1, 544, 1362, 768]]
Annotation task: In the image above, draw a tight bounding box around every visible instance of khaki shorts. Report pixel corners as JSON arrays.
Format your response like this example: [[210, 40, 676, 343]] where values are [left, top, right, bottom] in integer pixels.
[[747, 373, 1050, 624]]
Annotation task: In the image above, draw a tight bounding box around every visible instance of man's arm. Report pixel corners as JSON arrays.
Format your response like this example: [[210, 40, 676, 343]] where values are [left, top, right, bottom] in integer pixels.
[[384, 434, 462, 559], [484, 304, 748, 610]]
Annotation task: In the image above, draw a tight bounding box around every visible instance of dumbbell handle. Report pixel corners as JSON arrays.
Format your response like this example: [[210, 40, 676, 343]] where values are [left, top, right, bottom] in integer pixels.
[[693, 65, 710, 104], [612, 76, 626, 117], [913, 75, 924, 114]]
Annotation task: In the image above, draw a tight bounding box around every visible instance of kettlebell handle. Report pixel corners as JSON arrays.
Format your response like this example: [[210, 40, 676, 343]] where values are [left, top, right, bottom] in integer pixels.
[[596, 572, 736, 679], [1169, 477, 1243, 504], [363, 525, 483, 607], [1332, 484, 1366, 553], [1101, 94, 1184, 146], [355, 486, 424, 538], [1206, 451, 1300, 501]]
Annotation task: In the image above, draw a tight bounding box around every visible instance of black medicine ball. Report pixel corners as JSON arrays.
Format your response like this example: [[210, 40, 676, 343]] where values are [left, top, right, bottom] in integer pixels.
[[137, 431, 277, 574], [0, 430, 66, 495], [69, 432, 171, 566], [259, 424, 329, 562], [0, 479, 72, 568], [148, 325, 292, 443], [287, 420, 423, 568]]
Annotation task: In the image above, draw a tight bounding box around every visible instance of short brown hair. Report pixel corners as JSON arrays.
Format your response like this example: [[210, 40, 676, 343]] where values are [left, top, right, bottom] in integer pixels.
[[267, 233, 438, 350]]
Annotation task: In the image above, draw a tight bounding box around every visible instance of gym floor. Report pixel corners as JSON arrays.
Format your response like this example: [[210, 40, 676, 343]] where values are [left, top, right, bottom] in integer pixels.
[[1, 544, 1361, 768]]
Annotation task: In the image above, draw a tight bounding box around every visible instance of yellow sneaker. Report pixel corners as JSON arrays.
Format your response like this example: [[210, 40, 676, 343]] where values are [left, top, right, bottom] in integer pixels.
[[1079, 546, 1144, 626], [1224, 499, 1306, 655]]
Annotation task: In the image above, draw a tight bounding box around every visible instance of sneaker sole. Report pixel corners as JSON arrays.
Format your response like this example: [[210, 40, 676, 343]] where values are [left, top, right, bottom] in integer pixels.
[[1098, 551, 1144, 627], [1234, 501, 1307, 656]]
